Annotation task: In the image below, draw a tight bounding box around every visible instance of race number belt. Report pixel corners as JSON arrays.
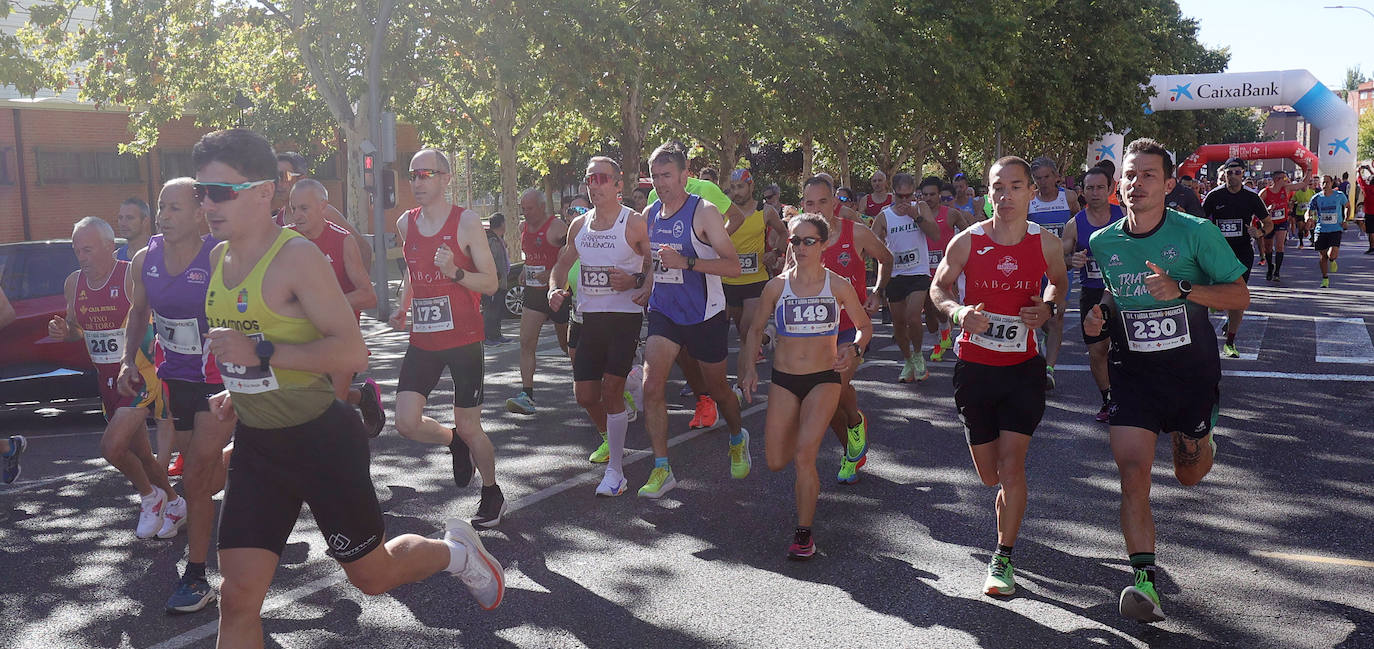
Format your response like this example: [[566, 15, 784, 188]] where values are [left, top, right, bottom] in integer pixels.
[[411, 295, 455, 333], [219, 333, 279, 394], [968, 312, 1028, 353], [1217, 218, 1244, 237], [780, 296, 839, 335], [738, 253, 759, 275], [580, 265, 615, 296], [524, 264, 547, 287], [154, 313, 202, 356], [652, 249, 684, 284], [1122, 304, 1191, 352], [893, 248, 923, 273], [84, 328, 126, 364]]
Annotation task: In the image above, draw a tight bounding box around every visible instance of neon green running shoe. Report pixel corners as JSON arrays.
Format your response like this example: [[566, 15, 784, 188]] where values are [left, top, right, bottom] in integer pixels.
[[912, 354, 929, 382], [1119, 569, 1165, 622], [984, 555, 1015, 596], [837, 454, 859, 484], [845, 412, 868, 462], [588, 431, 610, 464], [1321, 277, 1330, 288], [898, 356, 916, 383], [729, 429, 751, 479], [637, 466, 677, 499], [1222, 343, 1239, 359]]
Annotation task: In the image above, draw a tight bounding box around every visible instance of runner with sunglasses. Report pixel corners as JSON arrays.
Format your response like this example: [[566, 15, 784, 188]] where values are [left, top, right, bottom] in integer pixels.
[[270, 152, 372, 271], [506, 188, 571, 415], [1202, 157, 1270, 357], [548, 156, 651, 496], [739, 213, 872, 559], [871, 173, 940, 383], [195, 131, 505, 646], [931, 156, 1068, 598], [923, 178, 978, 364]]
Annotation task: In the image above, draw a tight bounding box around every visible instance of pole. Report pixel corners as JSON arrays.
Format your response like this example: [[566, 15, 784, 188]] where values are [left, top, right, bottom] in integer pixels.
[[367, 0, 396, 323]]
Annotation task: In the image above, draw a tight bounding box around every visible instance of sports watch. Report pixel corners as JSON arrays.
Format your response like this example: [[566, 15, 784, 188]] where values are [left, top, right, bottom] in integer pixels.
[[1177, 279, 1193, 300], [255, 339, 275, 372]]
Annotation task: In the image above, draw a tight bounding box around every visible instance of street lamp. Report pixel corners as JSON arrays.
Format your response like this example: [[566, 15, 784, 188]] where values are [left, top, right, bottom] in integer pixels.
[[1325, 5, 1374, 20]]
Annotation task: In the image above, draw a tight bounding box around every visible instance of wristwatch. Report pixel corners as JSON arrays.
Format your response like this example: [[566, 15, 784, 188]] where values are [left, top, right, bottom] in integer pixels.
[[687, 256, 697, 271], [1046, 301, 1058, 317], [1177, 279, 1193, 300], [850, 342, 863, 358], [451, 267, 466, 282], [255, 339, 275, 372], [633, 272, 646, 288]]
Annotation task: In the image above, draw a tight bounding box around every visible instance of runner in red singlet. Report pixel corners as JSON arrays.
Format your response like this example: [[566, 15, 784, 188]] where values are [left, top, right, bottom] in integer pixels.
[[506, 188, 571, 415], [1257, 169, 1303, 282]]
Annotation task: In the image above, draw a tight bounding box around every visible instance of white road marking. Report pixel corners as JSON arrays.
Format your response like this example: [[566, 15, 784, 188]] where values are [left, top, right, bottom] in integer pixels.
[[1314, 316, 1374, 364], [1051, 363, 1374, 382], [1211, 314, 1265, 360]]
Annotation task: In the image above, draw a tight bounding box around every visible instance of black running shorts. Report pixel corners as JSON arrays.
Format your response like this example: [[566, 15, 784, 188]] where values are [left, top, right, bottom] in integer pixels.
[[397, 342, 485, 408], [572, 312, 643, 382], [165, 379, 222, 432], [952, 355, 1046, 445], [647, 310, 728, 364]]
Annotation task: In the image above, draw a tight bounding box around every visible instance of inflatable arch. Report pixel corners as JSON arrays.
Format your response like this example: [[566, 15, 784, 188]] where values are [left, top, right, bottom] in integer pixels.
[[1087, 70, 1356, 179], [1177, 140, 1317, 181]]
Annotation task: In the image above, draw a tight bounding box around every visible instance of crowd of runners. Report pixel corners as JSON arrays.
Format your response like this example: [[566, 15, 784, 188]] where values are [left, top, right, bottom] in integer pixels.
[[5, 125, 1369, 645]]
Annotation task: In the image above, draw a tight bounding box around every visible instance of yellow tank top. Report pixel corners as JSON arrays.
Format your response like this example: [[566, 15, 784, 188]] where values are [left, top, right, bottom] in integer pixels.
[[725, 208, 769, 285], [205, 228, 334, 429]]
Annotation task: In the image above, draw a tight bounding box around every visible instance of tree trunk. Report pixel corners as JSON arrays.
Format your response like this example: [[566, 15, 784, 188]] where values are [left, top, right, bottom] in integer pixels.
[[344, 115, 368, 233], [832, 135, 851, 188], [800, 133, 815, 186], [619, 76, 646, 191]]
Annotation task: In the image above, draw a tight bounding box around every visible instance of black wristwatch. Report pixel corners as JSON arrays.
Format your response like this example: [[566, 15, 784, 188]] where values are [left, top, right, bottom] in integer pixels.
[[633, 272, 646, 288], [687, 256, 697, 271], [451, 267, 466, 282], [1177, 279, 1193, 300], [850, 342, 863, 358], [255, 339, 275, 372], [1046, 301, 1058, 317]]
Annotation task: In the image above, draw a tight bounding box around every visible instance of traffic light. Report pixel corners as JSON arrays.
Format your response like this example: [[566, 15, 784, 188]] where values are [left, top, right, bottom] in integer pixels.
[[381, 168, 396, 209], [363, 153, 376, 193]]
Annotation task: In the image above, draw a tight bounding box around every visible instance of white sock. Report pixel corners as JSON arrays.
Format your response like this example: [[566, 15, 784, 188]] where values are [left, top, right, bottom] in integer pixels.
[[606, 409, 630, 476], [141, 489, 159, 503], [444, 537, 468, 574]]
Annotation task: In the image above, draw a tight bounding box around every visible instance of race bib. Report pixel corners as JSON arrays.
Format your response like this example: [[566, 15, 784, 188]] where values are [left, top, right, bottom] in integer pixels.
[[893, 249, 923, 273], [1319, 211, 1340, 225], [968, 312, 1029, 353], [928, 248, 944, 269], [1085, 257, 1102, 280], [154, 313, 202, 356], [84, 328, 125, 364], [1122, 304, 1191, 352], [780, 296, 839, 335], [524, 265, 547, 287], [738, 253, 759, 275], [1043, 223, 1065, 238], [580, 265, 615, 296], [411, 295, 454, 333], [1218, 218, 1243, 237], [219, 333, 279, 394], [652, 249, 683, 284], [1270, 208, 1286, 221]]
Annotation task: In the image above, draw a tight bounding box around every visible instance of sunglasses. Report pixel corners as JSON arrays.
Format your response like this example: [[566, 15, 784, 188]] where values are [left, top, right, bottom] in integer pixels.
[[277, 170, 304, 182], [409, 169, 443, 181], [584, 172, 614, 186], [838, 195, 851, 202], [941, 196, 954, 202], [194, 179, 274, 204], [566, 206, 590, 217], [1226, 169, 1245, 175], [787, 235, 822, 247]]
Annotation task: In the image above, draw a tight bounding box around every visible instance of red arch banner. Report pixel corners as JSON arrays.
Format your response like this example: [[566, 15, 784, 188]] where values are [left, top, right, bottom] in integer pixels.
[[1178, 140, 1317, 180]]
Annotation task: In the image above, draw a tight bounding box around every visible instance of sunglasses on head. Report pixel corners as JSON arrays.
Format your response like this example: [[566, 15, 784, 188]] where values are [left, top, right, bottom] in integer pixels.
[[584, 172, 614, 186], [566, 206, 590, 217], [787, 235, 822, 247], [193, 179, 274, 204], [409, 169, 443, 181], [277, 170, 304, 182]]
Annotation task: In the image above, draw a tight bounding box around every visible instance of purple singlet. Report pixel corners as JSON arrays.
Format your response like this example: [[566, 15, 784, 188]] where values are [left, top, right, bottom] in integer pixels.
[[144, 234, 222, 383]]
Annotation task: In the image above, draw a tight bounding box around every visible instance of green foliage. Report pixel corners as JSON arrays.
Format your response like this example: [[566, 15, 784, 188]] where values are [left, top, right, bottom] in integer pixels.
[[1358, 107, 1374, 162]]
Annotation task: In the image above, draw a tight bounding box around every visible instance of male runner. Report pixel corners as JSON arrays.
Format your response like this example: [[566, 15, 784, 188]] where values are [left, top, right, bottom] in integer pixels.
[[1292, 175, 1318, 249], [871, 173, 939, 382], [1084, 138, 1248, 623], [1026, 157, 1077, 390], [952, 172, 978, 215], [864, 171, 893, 221], [804, 175, 890, 484], [116, 197, 155, 261], [922, 177, 978, 363], [194, 130, 503, 646], [1258, 169, 1303, 282], [120, 177, 232, 613], [1061, 166, 1124, 422], [637, 141, 749, 498], [270, 151, 373, 270], [506, 188, 570, 415], [1309, 174, 1350, 288], [931, 156, 1068, 597], [286, 179, 385, 435], [1202, 157, 1270, 358], [49, 218, 178, 540], [724, 168, 787, 353], [1355, 165, 1374, 254], [1165, 174, 1204, 218], [390, 149, 506, 526], [548, 156, 651, 496]]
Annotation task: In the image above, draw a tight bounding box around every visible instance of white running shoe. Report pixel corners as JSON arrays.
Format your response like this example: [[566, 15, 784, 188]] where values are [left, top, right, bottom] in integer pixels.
[[445, 519, 504, 610], [136, 490, 167, 539], [156, 497, 188, 539], [595, 468, 628, 497]]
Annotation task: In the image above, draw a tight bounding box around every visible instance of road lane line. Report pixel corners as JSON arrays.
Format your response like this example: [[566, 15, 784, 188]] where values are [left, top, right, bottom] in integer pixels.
[[1315, 316, 1374, 364], [149, 398, 771, 649], [1251, 550, 1374, 569], [1211, 314, 1264, 360]]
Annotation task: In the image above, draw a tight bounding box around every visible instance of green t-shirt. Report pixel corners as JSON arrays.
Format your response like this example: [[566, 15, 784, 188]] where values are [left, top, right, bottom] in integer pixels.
[[648, 178, 732, 215], [1293, 189, 1316, 216]]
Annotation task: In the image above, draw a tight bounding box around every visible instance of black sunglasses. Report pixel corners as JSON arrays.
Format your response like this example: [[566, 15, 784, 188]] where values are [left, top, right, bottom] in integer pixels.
[[787, 235, 822, 247]]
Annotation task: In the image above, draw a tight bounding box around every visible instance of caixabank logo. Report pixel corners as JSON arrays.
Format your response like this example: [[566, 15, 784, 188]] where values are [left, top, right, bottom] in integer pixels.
[[1172, 81, 1279, 101]]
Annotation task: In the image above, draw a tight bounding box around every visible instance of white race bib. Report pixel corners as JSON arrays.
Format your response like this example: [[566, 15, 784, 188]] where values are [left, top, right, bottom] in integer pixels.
[[154, 313, 202, 356], [580, 265, 615, 296], [411, 295, 455, 333], [1086, 257, 1103, 280], [968, 312, 1029, 353], [928, 248, 944, 270], [1270, 208, 1286, 221], [893, 248, 923, 273], [219, 333, 279, 394], [1122, 305, 1191, 352], [1319, 211, 1340, 225], [652, 249, 683, 284], [738, 253, 759, 275], [524, 265, 547, 287], [84, 328, 126, 364], [1218, 218, 1244, 237], [780, 296, 839, 335]]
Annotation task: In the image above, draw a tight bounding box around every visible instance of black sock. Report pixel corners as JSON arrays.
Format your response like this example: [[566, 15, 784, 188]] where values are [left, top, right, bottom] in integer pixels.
[[1274, 252, 1284, 272], [1129, 552, 1156, 583], [1264, 252, 1272, 267], [522, 386, 534, 399], [184, 561, 206, 581], [794, 526, 812, 543], [1225, 331, 1236, 345], [449, 428, 465, 450], [1100, 389, 1111, 405], [482, 483, 502, 495], [995, 544, 1014, 558]]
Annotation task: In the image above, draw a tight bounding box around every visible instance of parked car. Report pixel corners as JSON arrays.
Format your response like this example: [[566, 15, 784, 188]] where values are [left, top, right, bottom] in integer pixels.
[[502, 263, 526, 319], [0, 240, 98, 406]]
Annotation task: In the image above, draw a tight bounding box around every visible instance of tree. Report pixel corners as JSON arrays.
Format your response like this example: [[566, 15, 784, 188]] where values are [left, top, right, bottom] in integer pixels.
[[1345, 65, 1368, 94], [1357, 106, 1374, 162]]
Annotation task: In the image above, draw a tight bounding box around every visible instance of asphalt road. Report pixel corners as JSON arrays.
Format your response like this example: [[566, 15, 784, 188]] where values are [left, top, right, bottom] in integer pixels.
[[3, 239, 1373, 649]]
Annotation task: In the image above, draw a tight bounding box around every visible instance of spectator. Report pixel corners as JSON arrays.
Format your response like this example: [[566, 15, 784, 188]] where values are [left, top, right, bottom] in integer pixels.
[[484, 213, 511, 345]]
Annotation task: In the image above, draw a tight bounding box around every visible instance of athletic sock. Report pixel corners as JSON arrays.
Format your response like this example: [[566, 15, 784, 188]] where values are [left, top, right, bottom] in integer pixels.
[[794, 526, 812, 544], [995, 544, 1014, 558], [1225, 332, 1236, 346], [654, 456, 670, 470], [729, 431, 745, 446], [1129, 552, 1157, 583], [606, 410, 629, 476], [1263, 252, 1273, 268], [184, 561, 206, 581], [521, 386, 534, 399], [1274, 252, 1284, 272], [443, 537, 469, 574], [1100, 389, 1111, 405]]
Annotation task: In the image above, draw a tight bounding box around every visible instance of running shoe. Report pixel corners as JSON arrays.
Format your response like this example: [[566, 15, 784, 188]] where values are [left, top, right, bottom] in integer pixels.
[[165, 575, 217, 614], [136, 489, 168, 539], [1118, 569, 1165, 622], [1044, 365, 1056, 391], [505, 391, 536, 415], [358, 377, 386, 437], [1321, 277, 1330, 288], [450, 429, 474, 488], [3, 435, 26, 484], [1095, 402, 1114, 423], [1272, 272, 1281, 283], [1257, 257, 1266, 266], [688, 395, 718, 429], [845, 412, 868, 463], [837, 455, 860, 485], [167, 453, 184, 476], [595, 467, 627, 497], [912, 354, 929, 382], [472, 484, 505, 528], [589, 431, 610, 463], [156, 497, 188, 539], [928, 341, 945, 363], [445, 519, 505, 610], [1365, 248, 1374, 255], [637, 466, 677, 498], [898, 356, 916, 383], [984, 554, 1016, 596], [1265, 265, 1273, 282], [1222, 343, 1239, 359], [1331, 260, 1338, 273], [787, 528, 816, 560], [729, 429, 752, 479]]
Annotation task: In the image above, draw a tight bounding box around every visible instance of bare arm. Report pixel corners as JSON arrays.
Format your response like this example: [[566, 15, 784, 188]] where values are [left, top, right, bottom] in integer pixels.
[[271, 241, 369, 374], [48, 272, 82, 341], [931, 232, 970, 318], [389, 213, 411, 328], [1187, 277, 1250, 311], [121, 249, 153, 367], [831, 269, 873, 362], [1038, 231, 1069, 311], [661, 202, 740, 277], [724, 202, 749, 235], [328, 205, 373, 271], [452, 213, 501, 296], [854, 222, 892, 307], [914, 203, 941, 239], [340, 235, 378, 311], [550, 216, 586, 293]]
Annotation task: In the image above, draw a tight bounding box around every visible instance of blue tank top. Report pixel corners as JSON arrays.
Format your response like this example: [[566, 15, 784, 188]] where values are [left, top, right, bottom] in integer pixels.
[[145, 234, 221, 383], [775, 272, 839, 338], [647, 194, 725, 325], [1073, 205, 1124, 289], [1028, 189, 1072, 238]]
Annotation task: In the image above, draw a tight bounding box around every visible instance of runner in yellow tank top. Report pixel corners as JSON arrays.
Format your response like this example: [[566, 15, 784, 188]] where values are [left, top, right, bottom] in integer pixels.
[[724, 169, 787, 353], [193, 128, 504, 647]]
